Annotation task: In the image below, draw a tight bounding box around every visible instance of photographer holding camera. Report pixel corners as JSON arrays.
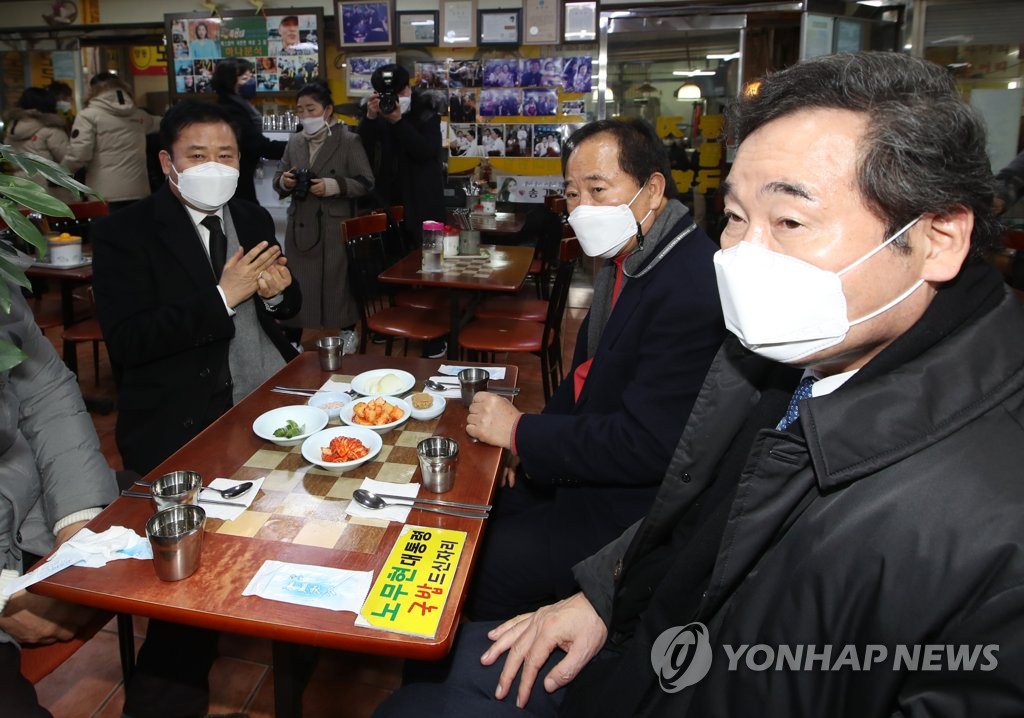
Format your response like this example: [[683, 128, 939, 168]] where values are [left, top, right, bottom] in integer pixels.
[[357, 63, 446, 249], [275, 82, 374, 339]]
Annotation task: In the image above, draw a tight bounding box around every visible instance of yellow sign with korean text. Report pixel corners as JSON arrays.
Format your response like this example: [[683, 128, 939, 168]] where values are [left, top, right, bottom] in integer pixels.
[[360, 525, 467, 638]]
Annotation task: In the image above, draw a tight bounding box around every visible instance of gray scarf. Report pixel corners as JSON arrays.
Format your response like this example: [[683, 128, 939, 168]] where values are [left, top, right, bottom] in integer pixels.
[[586, 199, 692, 358]]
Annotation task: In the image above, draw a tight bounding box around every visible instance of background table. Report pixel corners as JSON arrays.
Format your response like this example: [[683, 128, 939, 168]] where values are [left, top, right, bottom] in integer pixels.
[[32, 352, 516, 716], [378, 246, 533, 359]]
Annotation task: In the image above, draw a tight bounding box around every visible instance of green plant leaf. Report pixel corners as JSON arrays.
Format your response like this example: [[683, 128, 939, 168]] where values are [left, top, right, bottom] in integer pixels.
[[0, 200, 46, 252], [14, 154, 94, 197], [0, 179, 74, 218], [0, 341, 27, 372], [0, 259, 32, 296]]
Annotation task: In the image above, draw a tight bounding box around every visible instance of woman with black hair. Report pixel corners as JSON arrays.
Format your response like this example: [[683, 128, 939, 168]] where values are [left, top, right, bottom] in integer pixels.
[[211, 57, 285, 202], [273, 82, 374, 336]]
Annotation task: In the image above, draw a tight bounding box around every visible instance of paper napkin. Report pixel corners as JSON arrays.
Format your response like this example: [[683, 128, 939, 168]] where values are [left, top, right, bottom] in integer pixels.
[[424, 376, 461, 399], [199, 476, 265, 521], [438, 364, 507, 380], [345, 478, 420, 523], [242, 560, 373, 612], [2, 526, 152, 597]]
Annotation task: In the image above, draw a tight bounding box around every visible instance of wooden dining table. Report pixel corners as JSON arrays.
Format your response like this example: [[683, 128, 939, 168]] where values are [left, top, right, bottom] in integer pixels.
[[378, 245, 534, 359], [447, 209, 529, 238], [31, 352, 517, 717]]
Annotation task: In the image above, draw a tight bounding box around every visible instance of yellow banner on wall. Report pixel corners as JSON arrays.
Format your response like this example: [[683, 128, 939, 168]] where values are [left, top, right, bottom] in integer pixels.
[[81, 0, 100, 24]]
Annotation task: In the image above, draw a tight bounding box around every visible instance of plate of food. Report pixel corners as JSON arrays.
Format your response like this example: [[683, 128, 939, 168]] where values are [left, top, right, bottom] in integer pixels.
[[350, 369, 416, 397], [407, 391, 446, 421], [301, 426, 382, 471], [339, 395, 412, 434], [253, 405, 329, 446], [306, 390, 352, 420]]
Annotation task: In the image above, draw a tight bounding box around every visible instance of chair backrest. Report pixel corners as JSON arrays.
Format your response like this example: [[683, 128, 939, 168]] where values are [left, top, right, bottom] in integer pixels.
[[341, 213, 397, 331], [538, 238, 579, 396]]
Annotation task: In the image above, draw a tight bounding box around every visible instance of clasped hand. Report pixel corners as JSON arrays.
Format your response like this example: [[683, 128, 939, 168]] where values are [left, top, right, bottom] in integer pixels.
[[219, 241, 291, 308]]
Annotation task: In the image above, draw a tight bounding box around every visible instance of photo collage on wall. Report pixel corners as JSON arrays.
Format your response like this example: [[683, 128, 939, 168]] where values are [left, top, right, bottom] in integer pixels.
[[414, 56, 591, 159], [171, 14, 320, 95]]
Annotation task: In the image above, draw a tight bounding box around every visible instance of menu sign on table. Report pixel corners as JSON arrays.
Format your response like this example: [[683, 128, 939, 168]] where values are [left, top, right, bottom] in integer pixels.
[[360, 525, 467, 638]]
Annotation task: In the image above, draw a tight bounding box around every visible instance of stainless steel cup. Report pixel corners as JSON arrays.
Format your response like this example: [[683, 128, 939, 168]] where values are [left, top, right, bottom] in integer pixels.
[[417, 437, 459, 493], [151, 470, 201, 511], [317, 336, 343, 371], [459, 230, 481, 256], [458, 368, 490, 407], [146, 504, 206, 581]]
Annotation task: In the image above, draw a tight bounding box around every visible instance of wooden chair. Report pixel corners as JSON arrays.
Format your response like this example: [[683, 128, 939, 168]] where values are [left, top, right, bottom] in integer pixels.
[[342, 213, 449, 356], [526, 196, 570, 299], [458, 238, 580, 400], [369, 205, 448, 311], [59, 286, 106, 386], [473, 229, 578, 323]]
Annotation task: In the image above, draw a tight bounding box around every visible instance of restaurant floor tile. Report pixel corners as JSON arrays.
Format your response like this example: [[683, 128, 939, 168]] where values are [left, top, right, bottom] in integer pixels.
[[29, 263, 592, 716]]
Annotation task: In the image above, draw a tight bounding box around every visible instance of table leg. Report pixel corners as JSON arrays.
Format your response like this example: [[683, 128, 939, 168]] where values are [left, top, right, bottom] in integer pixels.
[[447, 290, 461, 359], [59, 280, 75, 327], [272, 640, 320, 718]]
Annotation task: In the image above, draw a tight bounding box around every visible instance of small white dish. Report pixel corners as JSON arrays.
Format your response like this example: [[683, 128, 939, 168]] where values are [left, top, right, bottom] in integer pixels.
[[301, 426, 382, 471], [409, 393, 446, 421], [253, 405, 329, 446], [306, 391, 351, 420], [339, 394, 412, 435], [350, 369, 416, 396]]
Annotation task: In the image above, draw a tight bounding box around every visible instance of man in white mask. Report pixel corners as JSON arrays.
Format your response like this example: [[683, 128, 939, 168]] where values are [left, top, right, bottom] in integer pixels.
[[377, 53, 1024, 718], [91, 101, 301, 718], [460, 117, 724, 622]]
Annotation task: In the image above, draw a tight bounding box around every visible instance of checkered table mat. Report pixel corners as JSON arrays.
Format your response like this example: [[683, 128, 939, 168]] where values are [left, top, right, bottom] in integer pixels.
[[207, 376, 442, 554]]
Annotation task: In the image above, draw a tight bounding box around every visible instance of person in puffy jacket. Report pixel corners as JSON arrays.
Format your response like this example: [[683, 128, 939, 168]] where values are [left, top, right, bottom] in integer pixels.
[[62, 75, 160, 211], [3, 87, 73, 202]]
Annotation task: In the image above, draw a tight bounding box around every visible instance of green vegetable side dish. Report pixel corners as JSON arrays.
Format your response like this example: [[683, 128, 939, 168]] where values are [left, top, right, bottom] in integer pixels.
[[273, 419, 305, 438]]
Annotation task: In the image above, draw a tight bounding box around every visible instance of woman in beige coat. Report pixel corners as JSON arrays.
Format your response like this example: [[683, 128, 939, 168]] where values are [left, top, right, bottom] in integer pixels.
[[62, 76, 160, 210], [274, 82, 373, 334], [3, 87, 73, 202]]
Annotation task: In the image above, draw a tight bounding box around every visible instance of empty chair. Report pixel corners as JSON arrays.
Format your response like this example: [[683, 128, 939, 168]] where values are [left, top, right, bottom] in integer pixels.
[[525, 195, 569, 299], [458, 237, 580, 400], [342, 213, 448, 355], [370, 205, 447, 310], [59, 285, 106, 385]]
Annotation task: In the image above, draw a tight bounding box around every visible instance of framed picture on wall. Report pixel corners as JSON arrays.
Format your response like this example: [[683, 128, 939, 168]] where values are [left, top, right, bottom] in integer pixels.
[[523, 0, 559, 45], [563, 0, 597, 43], [396, 11, 438, 46], [346, 53, 395, 96], [164, 8, 326, 102], [337, 0, 393, 48], [440, 0, 476, 49], [478, 8, 521, 46]]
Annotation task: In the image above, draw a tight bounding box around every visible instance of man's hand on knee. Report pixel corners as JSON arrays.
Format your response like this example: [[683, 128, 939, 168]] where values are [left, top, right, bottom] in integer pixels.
[[481, 592, 607, 708]]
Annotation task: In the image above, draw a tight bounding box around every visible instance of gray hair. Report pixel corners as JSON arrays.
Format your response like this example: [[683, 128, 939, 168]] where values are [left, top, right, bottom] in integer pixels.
[[728, 52, 1000, 255]]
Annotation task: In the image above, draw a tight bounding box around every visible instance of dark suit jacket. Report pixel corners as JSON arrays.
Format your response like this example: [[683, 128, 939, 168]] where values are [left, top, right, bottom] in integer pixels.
[[92, 184, 301, 475], [515, 214, 724, 542]]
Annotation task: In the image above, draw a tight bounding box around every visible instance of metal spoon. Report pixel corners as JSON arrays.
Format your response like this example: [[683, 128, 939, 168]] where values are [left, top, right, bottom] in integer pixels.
[[424, 379, 520, 396], [200, 481, 254, 499], [351, 489, 489, 519]]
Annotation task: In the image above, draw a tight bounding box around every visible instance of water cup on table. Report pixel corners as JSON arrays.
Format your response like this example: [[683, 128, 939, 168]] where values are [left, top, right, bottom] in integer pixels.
[[317, 336, 343, 371], [458, 368, 490, 406], [146, 504, 207, 581], [151, 470, 201, 511], [417, 436, 460, 493]]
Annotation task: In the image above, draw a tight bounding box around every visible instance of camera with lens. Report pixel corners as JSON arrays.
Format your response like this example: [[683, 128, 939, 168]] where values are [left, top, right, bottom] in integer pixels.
[[292, 168, 316, 201], [376, 68, 400, 115]]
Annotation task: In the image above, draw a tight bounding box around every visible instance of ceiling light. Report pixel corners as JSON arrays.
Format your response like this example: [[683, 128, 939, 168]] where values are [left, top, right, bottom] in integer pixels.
[[676, 84, 702, 101], [706, 52, 740, 61]]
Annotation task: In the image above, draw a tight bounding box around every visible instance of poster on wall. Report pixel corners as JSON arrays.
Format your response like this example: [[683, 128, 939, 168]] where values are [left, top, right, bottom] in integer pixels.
[[495, 174, 564, 203], [164, 8, 325, 100], [347, 53, 395, 97]]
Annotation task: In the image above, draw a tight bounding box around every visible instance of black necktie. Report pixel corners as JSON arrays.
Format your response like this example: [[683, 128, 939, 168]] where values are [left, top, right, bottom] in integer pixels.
[[201, 215, 227, 279]]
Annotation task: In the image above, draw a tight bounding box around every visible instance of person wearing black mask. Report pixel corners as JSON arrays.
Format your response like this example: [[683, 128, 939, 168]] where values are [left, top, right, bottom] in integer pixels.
[[211, 57, 286, 203]]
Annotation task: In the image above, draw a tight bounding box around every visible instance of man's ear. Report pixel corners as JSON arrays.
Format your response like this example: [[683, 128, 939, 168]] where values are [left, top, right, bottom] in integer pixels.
[[644, 172, 667, 210], [158, 149, 173, 177], [919, 207, 973, 282]]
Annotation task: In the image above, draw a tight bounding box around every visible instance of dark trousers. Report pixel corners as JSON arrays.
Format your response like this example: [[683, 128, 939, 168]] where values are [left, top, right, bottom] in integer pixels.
[[464, 482, 592, 621], [376, 621, 565, 718], [121, 620, 219, 718], [0, 641, 52, 718]]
